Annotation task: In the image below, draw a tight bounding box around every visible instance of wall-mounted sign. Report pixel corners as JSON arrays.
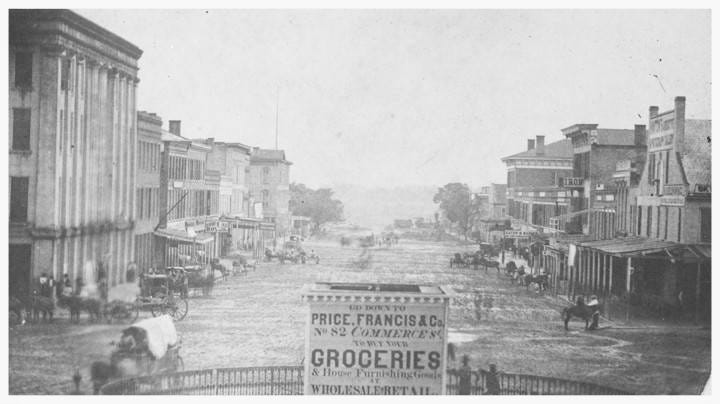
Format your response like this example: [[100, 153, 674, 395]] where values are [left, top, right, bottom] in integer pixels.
[[663, 184, 686, 196], [660, 195, 685, 207], [562, 177, 584, 188], [648, 113, 676, 152], [302, 283, 451, 395], [504, 230, 531, 238]]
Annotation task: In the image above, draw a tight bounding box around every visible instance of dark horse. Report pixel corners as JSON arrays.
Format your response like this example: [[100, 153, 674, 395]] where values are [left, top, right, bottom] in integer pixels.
[[561, 298, 594, 331], [450, 253, 466, 268], [480, 257, 501, 273]]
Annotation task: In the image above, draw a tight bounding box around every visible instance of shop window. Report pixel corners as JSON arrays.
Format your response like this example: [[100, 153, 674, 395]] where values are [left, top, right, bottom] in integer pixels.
[[10, 177, 29, 222], [12, 108, 31, 151], [14, 52, 33, 88], [700, 208, 711, 242]]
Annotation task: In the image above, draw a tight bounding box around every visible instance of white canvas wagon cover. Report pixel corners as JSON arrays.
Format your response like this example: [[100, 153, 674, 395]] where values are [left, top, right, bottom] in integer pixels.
[[127, 315, 178, 359]]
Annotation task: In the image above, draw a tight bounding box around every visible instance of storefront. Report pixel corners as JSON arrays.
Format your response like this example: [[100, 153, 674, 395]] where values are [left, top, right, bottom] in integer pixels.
[[154, 227, 216, 268], [572, 237, 710, 323]]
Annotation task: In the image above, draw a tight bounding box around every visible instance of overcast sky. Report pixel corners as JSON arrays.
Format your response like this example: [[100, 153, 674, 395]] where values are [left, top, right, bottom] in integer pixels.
[[77, 9, 711, 189]]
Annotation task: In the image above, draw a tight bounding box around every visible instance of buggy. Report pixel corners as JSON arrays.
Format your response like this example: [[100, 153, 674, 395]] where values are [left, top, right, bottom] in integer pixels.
[[91, 315, 184, 394]]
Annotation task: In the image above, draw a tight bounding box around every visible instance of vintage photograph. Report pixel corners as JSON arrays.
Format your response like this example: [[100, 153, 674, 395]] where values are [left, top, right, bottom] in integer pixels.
[[5, 6, 712, 396]]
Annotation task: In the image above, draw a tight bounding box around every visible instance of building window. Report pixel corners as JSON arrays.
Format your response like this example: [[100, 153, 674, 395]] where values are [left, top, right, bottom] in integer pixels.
[[656, 206, 661, 238], [10, 177, 29, 222], [647, 205, 652, 237], [262, 167, 270, 184], [648, 153, 656, 184], [700, 208, 711, 242], [14, 52, 33, 88], [637, 206, 643, 236], [12, 108, 31, 151], [262, 190, 270, 208], [60, 58, 72, 91]]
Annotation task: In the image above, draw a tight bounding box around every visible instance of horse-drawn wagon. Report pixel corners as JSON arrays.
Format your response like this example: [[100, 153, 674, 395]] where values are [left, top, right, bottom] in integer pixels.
[[91, 315, 184, 394]]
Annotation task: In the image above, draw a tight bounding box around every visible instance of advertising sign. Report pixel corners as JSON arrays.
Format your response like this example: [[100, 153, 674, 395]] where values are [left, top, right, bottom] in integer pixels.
[[562, 177, 584, 188], [660, 195, 685, 207], [503, 230, 531, 238], [302, 283, 451, 395], [648, 112, 675, 152]]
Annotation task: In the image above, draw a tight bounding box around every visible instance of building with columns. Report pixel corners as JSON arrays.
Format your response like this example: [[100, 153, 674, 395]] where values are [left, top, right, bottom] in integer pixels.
[[9, 10, 142, 294]]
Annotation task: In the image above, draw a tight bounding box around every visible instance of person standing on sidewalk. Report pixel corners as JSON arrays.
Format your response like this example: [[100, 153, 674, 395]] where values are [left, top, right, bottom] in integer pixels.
[[587, 294, 600, 330]]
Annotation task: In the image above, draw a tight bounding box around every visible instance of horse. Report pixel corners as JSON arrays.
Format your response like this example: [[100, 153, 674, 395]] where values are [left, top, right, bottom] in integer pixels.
[[513, 266, 527, 285], [57, 295, 102, 323], [504, 261, 517, 276], [25, 291, 54, 322], [561, 300, 595, 331], [480, 257, 501, 273], [450, 253, 466, 268]]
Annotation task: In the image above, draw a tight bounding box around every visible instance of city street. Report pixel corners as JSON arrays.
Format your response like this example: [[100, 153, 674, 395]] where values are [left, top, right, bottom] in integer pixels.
[[8, 237, 710, 395]]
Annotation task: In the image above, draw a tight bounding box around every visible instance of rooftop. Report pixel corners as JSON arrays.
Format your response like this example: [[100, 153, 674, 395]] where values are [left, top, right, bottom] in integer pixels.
[[251, 149, 292, 164], [501, 138, 573, 161]]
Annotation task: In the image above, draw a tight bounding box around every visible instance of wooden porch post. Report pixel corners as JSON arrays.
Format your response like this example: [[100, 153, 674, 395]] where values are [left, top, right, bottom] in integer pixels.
[[626, 257, 632, 321], [607, 256, 613, 320], [695, 261, 702, 324]]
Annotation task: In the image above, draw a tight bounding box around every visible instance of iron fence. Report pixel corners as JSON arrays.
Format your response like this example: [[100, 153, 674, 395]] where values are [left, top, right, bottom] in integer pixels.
[[446, 369, 631, 395], [101, 365, 630, 395]]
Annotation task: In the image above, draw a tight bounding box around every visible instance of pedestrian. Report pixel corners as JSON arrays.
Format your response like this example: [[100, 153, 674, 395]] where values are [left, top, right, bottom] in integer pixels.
[[47, 275, 56, 300], [38, 273, 52, 298], [457, 355, 472, 395], [75, 277, 84, 296], [587, 294, 600, 330], [486, 364, 501, 395]]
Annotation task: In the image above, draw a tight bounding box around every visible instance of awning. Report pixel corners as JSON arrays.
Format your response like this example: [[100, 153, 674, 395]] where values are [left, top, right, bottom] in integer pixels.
[[578, 236, 710, 262], [154, 228, 215, 244], [220, 215, 262, 229]]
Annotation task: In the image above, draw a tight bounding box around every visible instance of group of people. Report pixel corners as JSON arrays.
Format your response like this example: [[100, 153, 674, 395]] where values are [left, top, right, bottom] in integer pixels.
[[37, 272, 80, 301]]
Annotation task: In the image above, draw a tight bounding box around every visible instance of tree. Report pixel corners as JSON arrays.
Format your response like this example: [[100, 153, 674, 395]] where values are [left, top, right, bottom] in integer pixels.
[[433, 183, 480, 240], [290, 183, 344, 233]]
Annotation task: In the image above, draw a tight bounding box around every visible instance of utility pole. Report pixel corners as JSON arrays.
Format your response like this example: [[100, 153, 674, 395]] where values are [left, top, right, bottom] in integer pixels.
[[275, 85, 279, 151]]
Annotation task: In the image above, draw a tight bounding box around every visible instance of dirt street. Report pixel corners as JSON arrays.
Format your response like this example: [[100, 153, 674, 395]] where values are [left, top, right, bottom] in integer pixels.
[[8, 238, 710, 394]]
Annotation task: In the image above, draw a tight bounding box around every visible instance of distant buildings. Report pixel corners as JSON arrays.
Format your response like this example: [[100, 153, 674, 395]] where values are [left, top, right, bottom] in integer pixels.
[[9, 10, 142, 293]]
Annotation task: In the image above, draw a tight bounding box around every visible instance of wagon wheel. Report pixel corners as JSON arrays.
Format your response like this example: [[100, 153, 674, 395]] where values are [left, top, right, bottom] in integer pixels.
[[163, 297, 188, 321], [150, 298, 164, 317]]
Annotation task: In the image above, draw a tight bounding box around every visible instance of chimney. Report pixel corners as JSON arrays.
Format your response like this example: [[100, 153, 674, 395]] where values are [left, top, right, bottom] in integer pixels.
[[169, 120, 181, 136], [634, 125, 646, 146], [649, 106, 659, 118], [674, 96, 686, 154], [527, 139, 535, 151], [536, 135, 545, 155]]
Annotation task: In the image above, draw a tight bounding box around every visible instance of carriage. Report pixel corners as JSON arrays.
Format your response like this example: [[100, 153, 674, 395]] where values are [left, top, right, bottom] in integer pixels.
[[91, 315, 184, 394]]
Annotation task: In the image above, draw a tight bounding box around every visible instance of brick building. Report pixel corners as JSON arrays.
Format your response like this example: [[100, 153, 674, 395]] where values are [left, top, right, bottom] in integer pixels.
[[502, 135, 573, 232], [569, 97, 710, 322], [560, 123, 647, 238], [200, 139, 263, 257], [135, 111, 163, 271], [155, 121, 220, 267], [9, 10, 142, 293]]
